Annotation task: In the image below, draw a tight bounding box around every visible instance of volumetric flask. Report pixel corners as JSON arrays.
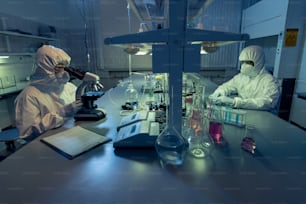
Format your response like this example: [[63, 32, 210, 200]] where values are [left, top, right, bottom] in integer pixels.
[[155, 86, 188, 165], [155, 124, 188, 165]]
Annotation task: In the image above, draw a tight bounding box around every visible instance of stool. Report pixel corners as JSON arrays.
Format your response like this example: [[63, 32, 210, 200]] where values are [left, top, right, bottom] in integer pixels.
[[0, 128, 19, 151]]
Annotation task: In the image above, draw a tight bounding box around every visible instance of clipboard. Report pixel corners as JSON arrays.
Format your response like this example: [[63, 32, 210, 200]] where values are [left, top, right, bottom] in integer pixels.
[[40, 126, 111, 159]]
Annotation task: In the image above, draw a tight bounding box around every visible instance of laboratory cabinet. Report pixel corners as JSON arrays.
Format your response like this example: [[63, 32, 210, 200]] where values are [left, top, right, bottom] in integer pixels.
[[0, 12, 57, 55], [241, 0, 306, 123], [289, 24, 306, 129], [0, 30, 56, 55], [290, 95, 306, 129], [0, 54, 35, 130], [0, 95, 16, 130], [0, 13, 57, 130]]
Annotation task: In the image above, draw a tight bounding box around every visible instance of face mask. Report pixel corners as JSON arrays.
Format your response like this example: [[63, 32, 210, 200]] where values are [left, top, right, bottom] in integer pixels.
[[55, 71, 70, 84], [240, 63, 258, 78]]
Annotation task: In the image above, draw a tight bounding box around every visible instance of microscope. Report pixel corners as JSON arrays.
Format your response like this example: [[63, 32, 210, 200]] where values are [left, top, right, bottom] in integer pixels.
[[64, 67, 106, 121]]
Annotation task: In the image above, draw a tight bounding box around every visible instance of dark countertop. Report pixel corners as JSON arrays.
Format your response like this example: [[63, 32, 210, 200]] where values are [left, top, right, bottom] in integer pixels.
[[297, 92, 306, 100], [0, 74, 305, 203]]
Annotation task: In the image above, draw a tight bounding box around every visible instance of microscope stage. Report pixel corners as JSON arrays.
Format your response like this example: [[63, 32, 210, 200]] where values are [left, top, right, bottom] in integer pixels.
[[74, 108, 106, 121]]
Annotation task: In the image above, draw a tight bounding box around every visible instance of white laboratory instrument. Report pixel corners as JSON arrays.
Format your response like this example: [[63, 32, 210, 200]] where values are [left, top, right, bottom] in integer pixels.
[[114, 120, 160, 148], [114, 110, 159, 148], [117, 110, 156, 131]]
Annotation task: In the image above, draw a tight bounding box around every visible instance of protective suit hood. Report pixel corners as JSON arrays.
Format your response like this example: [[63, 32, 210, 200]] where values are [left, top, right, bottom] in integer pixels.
[[30, 45, 71, 91], [239, 45, 265, 77]]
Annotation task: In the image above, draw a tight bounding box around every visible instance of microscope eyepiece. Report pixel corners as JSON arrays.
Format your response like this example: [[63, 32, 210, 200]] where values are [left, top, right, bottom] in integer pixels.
[[64, 67, 86, 80]]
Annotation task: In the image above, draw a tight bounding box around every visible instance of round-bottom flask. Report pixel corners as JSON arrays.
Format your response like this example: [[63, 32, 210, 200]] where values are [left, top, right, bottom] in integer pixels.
[[155, 125, 188, 165]]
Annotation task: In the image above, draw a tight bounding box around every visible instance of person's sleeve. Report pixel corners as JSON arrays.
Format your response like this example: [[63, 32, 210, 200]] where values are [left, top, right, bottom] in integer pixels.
[[233, 77, 280, 110], [15, 94, 64, 139], [214, 75, 240, 96], [62, 100, 83, 117], [60, 82, 82, 117]]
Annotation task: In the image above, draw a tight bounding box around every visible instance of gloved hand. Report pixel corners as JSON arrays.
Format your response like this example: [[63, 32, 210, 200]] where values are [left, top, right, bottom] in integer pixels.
[[209, 90, 224, 100], [62, 100, 83, 116], [214, 96, 234, 106], [71, 99, 83, 114], [50, 113, 64, 128]]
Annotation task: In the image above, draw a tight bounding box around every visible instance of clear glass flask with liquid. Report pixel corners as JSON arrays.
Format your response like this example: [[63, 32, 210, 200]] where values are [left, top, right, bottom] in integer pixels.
[[124, 80, 139, 106], [206, 101, 225, 145], [185, 85, 211, 158], [155, 123, 188, 165], [124, 54, 139, 106], [155, 87, 188, 165]]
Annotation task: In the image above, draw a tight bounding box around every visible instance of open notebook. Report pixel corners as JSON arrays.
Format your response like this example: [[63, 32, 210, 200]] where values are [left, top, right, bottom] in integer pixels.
[[41, 126, 111, 159]]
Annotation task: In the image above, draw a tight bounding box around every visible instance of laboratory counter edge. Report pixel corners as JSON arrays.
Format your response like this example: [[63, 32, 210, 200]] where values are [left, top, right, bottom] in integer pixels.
[[0, 74, 306, 204]]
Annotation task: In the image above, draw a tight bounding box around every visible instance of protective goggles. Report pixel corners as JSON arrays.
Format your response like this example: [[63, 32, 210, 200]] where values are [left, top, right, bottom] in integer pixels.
[[241, 61, 254, 66]]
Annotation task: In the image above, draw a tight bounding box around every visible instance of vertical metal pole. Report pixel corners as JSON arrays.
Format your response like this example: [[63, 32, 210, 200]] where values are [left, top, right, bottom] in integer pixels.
[[167, 0, 188, 134]]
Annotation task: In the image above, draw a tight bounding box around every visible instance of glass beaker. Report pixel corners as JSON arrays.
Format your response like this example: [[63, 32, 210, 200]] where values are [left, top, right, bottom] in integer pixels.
[[206, 102, 225, 145], [241, 125, 256, 154]]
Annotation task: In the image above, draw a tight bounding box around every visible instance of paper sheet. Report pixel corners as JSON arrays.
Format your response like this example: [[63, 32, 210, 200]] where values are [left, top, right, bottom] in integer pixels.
[[41, 126, 111, 159]]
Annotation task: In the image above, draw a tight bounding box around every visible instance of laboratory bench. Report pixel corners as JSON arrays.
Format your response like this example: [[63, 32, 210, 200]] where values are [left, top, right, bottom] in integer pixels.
[[0, 74, 306, 204]]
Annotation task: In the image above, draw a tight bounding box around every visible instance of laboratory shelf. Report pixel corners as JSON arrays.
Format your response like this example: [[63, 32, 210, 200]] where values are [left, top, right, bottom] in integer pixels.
[[0, 52, 35, 56], [0, 30, 56, 41], [0, 81, 28, 98]]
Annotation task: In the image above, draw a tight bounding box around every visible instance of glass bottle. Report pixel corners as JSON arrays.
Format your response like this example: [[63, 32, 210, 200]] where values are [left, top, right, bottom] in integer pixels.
[[124, 80, 138, 105], [124, 54, 139, 106], [144, 73, 155, 104], [155, 87, 188, 165]]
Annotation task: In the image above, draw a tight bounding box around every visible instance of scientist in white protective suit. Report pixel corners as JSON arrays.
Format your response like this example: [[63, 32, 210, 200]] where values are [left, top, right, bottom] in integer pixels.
[[15, 45, 82, 140], [209, 45, 280, 111]]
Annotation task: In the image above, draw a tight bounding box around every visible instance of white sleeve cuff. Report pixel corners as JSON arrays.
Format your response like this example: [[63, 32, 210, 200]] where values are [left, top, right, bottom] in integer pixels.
[[233, 97, 242, 108]]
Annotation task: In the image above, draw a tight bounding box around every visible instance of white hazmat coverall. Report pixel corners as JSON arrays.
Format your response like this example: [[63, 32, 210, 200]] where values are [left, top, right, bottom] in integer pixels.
[[15, 45, 80, 139], [210, 45, 280, 111]]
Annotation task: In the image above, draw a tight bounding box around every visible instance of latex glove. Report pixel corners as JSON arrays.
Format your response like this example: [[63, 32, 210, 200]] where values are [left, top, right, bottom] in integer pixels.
[[209, 90, 224, 100], [46, 113, 64, 128], [72, 99, 83, 113], [214, 96, 234, 106], [53, 114, 65, 128], [62, 100, 83, 116]]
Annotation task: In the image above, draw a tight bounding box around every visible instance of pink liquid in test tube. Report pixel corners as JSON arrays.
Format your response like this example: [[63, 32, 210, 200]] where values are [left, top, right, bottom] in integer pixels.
[[209, 121, 222, 143]]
